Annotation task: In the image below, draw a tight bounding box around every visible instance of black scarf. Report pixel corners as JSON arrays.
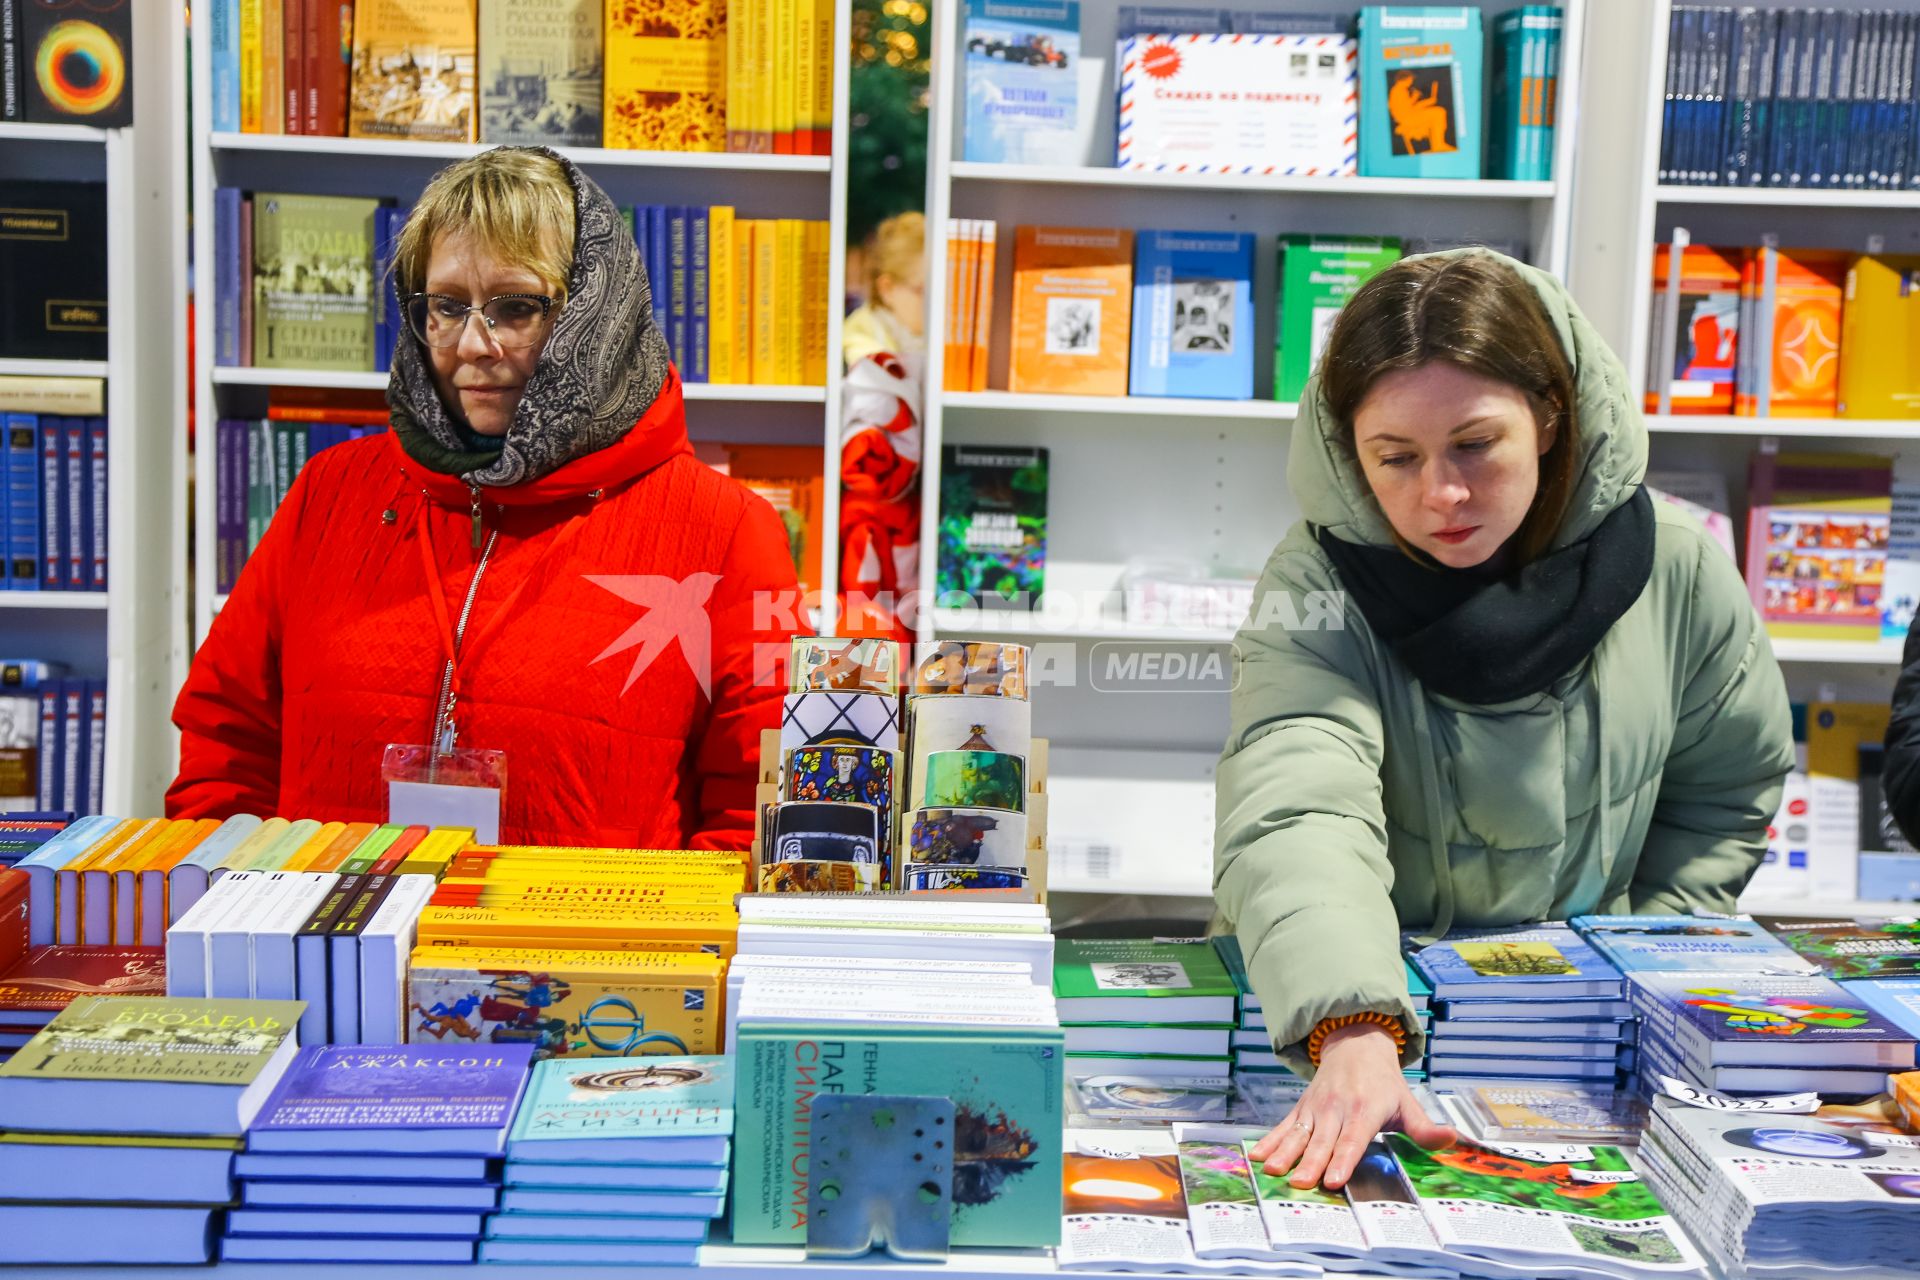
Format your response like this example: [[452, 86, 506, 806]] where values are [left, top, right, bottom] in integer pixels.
[[1316, 486, 1656, 703], [386, 148, 673, 488]]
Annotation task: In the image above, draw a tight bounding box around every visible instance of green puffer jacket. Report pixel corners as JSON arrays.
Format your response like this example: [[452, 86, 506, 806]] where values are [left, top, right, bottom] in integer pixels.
[[1213, 251, 1794, 1074]]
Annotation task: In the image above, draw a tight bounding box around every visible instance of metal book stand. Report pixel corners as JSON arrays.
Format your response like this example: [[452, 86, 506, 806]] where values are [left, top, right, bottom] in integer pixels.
[[805, 1094, 957, 1262]]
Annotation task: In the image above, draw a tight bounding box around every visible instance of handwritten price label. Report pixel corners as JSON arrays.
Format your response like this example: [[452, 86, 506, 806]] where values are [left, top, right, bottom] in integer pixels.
[[1658, 1076, 1820, 1114]]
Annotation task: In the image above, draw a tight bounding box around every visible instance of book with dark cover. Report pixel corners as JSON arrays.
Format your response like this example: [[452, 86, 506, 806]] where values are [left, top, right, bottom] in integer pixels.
[[0, 182, 107, 361], [936, 444, 1048, 609], [18, 0, 132, 127], [1630, 970, 1918, 1069], [248, 1042, 534, 1154], [0, 944, 164, 1025], [1755, 914, 1920, 979]]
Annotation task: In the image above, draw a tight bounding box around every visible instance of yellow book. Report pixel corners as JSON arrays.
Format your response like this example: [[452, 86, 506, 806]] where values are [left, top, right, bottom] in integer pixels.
[[395, 826, 476, 877], [749, 221, 778, 384], [803, 219, 829, 386], [243, 817, 320, 871], [348, 0, 479, 144], [71, 819, 164, 947], [794, 0, 816, 159], [970, 220, 999, 392], [418, 932, 735, 958], [431, 880, 740, 902], [772, 0, 797, 154], [1839, 254, 1920, 419], [50, 818, 137, 947], [303, 822, 378, 873], [709, 205, 736, 383], [218, 816, 292, 875], [724, 0, 750, 151], [776, 219, 804, 384], [604, 0, 725, 152], [811, 0, 835, 154], [94, 820, 178, 946], [733, 214, 757, 378], [136, 818, 224, 947], [283, 821, 347, 872], [750, 2, 775, 153], [407, 946, 723, 1055], [239, 0, 264, 133], [114, 820, 196, 947], [261, 0, 283, 134]]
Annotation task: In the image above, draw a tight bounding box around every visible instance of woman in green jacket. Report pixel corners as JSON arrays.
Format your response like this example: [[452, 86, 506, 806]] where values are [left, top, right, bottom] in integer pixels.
[[1216, 250, 1792, 1191]]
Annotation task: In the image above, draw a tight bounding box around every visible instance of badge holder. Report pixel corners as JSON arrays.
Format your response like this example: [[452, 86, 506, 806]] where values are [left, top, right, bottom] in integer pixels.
[[382, 744, 507, 844], [805, 1095, 954, 1262]]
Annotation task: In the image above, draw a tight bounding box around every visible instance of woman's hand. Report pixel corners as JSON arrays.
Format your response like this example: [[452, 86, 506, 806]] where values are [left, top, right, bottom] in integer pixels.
[[1247, 1022, 1456, 1191]]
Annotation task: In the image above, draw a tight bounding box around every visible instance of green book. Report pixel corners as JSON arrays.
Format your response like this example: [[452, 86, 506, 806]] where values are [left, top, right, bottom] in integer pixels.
[[1053, 938, 1237, 1024], [252, 191, 380, 371], [0, 995, 303, 1137], [1273, 236, 1402, 403], [732, 1024, 1064, 1247], [339, 824, 404, 875]]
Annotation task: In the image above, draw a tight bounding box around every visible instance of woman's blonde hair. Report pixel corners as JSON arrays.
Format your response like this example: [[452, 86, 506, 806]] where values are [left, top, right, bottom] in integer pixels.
[[866, 210, 925, 295], [394, 147, 576, 301]]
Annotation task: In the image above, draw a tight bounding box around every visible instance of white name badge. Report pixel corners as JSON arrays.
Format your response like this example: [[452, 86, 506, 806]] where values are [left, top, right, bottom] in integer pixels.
[[382, 744, 506, 844]]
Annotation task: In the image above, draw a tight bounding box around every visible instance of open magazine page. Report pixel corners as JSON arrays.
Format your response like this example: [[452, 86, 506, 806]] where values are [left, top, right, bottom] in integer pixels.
[[1173, 1126, 1291, 1262], [1340, 1139, 1461, 1274], [1240, 1137, 1442, 1276], [1384, 1134, 1708, 1280], [1057, 1128, 1210, 1273]]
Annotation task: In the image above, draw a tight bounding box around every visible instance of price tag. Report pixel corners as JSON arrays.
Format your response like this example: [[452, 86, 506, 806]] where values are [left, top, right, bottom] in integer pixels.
[[1658, 1076, 1820, 1114]]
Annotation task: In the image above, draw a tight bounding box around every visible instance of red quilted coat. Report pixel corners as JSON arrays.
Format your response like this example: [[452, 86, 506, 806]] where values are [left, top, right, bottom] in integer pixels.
[[169, 372, 799, 849]]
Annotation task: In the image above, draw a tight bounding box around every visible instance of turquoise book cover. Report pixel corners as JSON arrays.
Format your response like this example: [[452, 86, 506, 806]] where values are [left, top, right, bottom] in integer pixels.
[[732, 1025, 1065, 1247], [1357, 7, 1484, 179], [508, 1055, 733, 1160]]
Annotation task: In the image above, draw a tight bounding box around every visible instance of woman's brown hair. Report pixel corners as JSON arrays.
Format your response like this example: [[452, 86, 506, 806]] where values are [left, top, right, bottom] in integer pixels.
[[1317, 252, 1580, 567]]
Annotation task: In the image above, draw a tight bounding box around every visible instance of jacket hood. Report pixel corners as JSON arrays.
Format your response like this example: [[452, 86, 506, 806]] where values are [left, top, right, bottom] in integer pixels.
[[1287, 248, 1646, 554], [391, 365, 692, 507]]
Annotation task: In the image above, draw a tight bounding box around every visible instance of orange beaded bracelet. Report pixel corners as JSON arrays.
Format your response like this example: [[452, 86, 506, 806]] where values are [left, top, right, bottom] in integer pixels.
[[1306, 1011, 1408, 1066]]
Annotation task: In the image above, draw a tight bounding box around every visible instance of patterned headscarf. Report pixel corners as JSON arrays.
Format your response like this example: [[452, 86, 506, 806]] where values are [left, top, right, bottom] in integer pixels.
[[386, 148, 672, 489]]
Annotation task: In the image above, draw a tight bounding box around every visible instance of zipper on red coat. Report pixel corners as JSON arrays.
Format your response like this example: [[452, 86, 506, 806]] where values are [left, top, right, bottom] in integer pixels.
[[429, 485, 499, 766]]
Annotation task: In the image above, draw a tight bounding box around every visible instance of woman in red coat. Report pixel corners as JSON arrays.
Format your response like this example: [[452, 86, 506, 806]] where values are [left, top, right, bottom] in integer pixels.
[[169, 148, 800, 848]]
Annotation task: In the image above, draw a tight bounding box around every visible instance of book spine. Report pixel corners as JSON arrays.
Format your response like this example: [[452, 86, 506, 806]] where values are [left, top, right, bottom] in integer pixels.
[[750, 221, 777, 385], [779, 220, 804, 384], [240, 0, 263, 132], [218, 419, 241, 593], [85, 680, 104, 814], [689, 206, 711, 383], [6, 414, 36, 590], [215, 188, 241, 367], [299, 0, 321, 134], [60, 681, 81, 820], [646, 206, 671, 347], [283, 0, 306, 134], [812, 0, 833, 154], [35, 683, 57, 810], [87, 417, 105, 590], [0, 0, 19, 123], [63, 421, 83, 590], [708, 205, 734, 384], [39, 414, 61, 589], [942, 218, 966, 392], [261, 0, 283, 133], [1658, 7, 1680, 183], [210, 0, 239, 132], [733, 214, 755, 383], [971, 221, 998, 393], [668, 207, 690, 374], [794, 0, 816, 162], [239, 195, 254, 363], [372, 206, 390, 374], [313, 0, 347, 136], [804, 219, 827, 387]]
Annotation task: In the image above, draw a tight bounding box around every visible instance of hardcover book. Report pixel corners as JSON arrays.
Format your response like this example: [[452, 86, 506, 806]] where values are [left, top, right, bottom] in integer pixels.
[[962, 0, 1079, 166], [732, 1024, 1064, 1246], [0, 944, 164, 1024], [18, 0, 132, 127], [1735, 246, 1847, 417], [1128, 230, 1255, 400], [0, 182, 108, 361], [1053, 938, 1237, 1024], [1630, 970, 1918, 1068], [1274, 236, 1400, 404], [1838, 254, 1920, 419], [1410, 925, 1623, 999], [478, 0, 602, 146], [1754, 914, 1920, 979], [1644, 243, 1743, 414], [248, 1042, 535, 1154], [506, 1053, 732, 1163], [251, 192, 378, 371], [1008, 225, 1132, 396], [604, 0, 725, 152], [936, 444, 1048, 608], [1570, 913, 1818, 975], [1356, 6, 1483, 179], [347, 0, 478, 143]]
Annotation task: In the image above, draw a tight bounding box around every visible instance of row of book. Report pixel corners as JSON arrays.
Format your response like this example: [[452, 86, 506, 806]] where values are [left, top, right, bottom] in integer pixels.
[[211, 419, 380, 595], [215, 190, 830, 385], [1647, 244, 1920, 421], [21, 674, 107, 817], [0, 0, 133, 128], [1659, 5, 1920, 189], [967, 3, 1562, 182], [210, 0, 834, 155], [0, 183, 108, 362]]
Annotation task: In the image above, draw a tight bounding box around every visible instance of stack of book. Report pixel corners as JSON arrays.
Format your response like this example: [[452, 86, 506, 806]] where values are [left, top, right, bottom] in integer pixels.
[[483, 1055, 732, 1267], [1054, 938, 1236, 1081], [1639, 1095, 1920, 1279], [0, 995, 300, 1266], [1215, 934, 1432, 1083], [0, 942, 166, 1065], [0, 813, 73, 865], [1414, 924, 1632, 1087], [732, 892, 1052, 985], [223, 1043, 532, 1264]]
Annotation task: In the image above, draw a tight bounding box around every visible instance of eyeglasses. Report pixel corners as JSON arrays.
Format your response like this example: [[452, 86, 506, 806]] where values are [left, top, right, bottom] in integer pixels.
[[404, 292, 557, 349]]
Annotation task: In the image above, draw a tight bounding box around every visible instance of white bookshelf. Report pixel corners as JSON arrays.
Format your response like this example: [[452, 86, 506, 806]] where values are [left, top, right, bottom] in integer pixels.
[[0, 14, 188, 816], [918, 0, 1589, 894], [187, 4, 854, 644]]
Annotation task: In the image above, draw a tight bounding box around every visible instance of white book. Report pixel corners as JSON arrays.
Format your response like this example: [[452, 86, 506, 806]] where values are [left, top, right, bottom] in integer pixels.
[[735, 923, 1055, 981], [208, 872, 298, 999], [726, 966, 1045, 1051], [249, 873, 339, 1003], [726, 953, 1037, 977], [1066, 1025, 1232, 1057], [734, 980, 1057, 1035], [738, 896, 1046, 923], [1067, 1054, 1230, 1079], [357, 875, 437, 1045], [163, 870, 263, 998]]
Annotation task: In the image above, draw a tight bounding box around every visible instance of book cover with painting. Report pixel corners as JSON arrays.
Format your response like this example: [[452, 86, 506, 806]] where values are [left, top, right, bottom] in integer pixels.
[[1129, 230, 1255, 401], [1008, 226, 1132, 396], [936, 445, 1048, 608], [1411, 925, 1622, 999]]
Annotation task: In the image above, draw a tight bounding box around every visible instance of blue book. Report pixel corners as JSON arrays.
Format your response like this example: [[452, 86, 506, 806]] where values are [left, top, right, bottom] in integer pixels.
[[486, 1212, 709, 1243], [1570, 914, 1818, 975], [58, 680, 82, 819], [224, 1237, 475, 1264], [242, 1180, 500, 1211], [372, 207, 394, 374], [504, 1161, 729, 1193], [247, 1043, 536, 1155], [233, 1151, 492, 1183], [215, 189, 241, 366], [687, 206, 710, 383], [1628, 971, 1918, 1069], [33, 690, 60, 815], [1411, 925, 1622, 999], [85, 417, 105, 590], [225, 1207, 485, 1238], [385, 204, 412, 371], [37, 414, 61, 589], [82, 680, 104, 815], [1356, 7, 1483, 179], [507, 1055, 732, 1165], [61, 421, 83, 592], [480, 1238, 700, 1266], [1, 413, 29, 589], [1846, 979, 1920, 1060], [499, 1185, 727, 1218], [1127, 230, 1254, 400], [208, 0, 239, 133], [667, 207, 690, 371], [645, 206, 670, 347], [963, 0, 1081, 166]]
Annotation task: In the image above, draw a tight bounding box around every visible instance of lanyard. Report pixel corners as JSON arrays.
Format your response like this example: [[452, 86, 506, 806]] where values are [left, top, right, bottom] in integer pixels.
[[415, 494, 593, 744]]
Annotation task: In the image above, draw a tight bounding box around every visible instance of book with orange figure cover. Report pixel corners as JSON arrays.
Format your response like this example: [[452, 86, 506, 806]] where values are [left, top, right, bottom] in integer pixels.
[[1008, 226, 1134, 396], [1735, 246, 1847, 418]]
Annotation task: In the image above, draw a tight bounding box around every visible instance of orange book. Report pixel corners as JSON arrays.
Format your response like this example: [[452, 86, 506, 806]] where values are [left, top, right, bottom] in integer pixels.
[[1644, 243, 1743, 415], [284, 820, 347, 871], [970, 221, 1000, 392], [304, 821, 378, 873], [77, 820, 169, 946], [1008, 225, 1134, 397], [369, 824, 430, 875], [942, 219, 972, 392], [810, 0, 834, 154], [1736, 246, 1847, 418], [803, 219, 829, 386], [137, 818, 225, 945], [729, 443, 824, 591]]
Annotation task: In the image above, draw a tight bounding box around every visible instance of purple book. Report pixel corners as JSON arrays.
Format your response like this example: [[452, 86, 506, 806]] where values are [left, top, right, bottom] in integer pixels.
[[217, 418, 242, 594], [246, 1043, 535, 1156]]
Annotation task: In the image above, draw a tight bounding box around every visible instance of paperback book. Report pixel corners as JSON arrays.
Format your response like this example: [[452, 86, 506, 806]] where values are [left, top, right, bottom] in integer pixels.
[[936, 444, 1048, 608], [247, 1042, 534, 1154], [1054, 937, 1237, 1023], [506, 1053, 731, 1164], [1570, 913, 1817, 974], [963, 0, 1081, 166], [1628, 970, 1919, 1068], [1412, 925, 1624, 999], [1274, 236, 1401, 403], [1754, 914, 1920, 979], [1008, 225, 1133, 396], [1356, 6, 1483, 179], [1128, 230, 1255, 400]]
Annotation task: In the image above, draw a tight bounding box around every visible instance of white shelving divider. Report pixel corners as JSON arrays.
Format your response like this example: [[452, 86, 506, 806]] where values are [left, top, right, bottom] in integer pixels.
[[187, 4, 853, 644], [0, 4, 188, 816], [916, 0, 1587, 891]]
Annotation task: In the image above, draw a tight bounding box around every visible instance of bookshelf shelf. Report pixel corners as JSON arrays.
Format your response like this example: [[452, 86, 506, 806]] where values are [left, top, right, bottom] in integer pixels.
[[944, 391, 1298, 420], [209, 131, 834, 174], [952, 161, 1555, 200], [930, 609, 1237, 645], [1645, 415, 1920, 440], [210, 367, 828, 404], [0, 357, 110, 379], [0, 122, 109, 143], [1654, 184, 1920, 210], [0, 594, 110, 611]]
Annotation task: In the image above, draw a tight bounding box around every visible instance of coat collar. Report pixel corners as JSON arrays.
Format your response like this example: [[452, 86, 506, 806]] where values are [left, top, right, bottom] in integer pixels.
[[390, 367, 693, 508]]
